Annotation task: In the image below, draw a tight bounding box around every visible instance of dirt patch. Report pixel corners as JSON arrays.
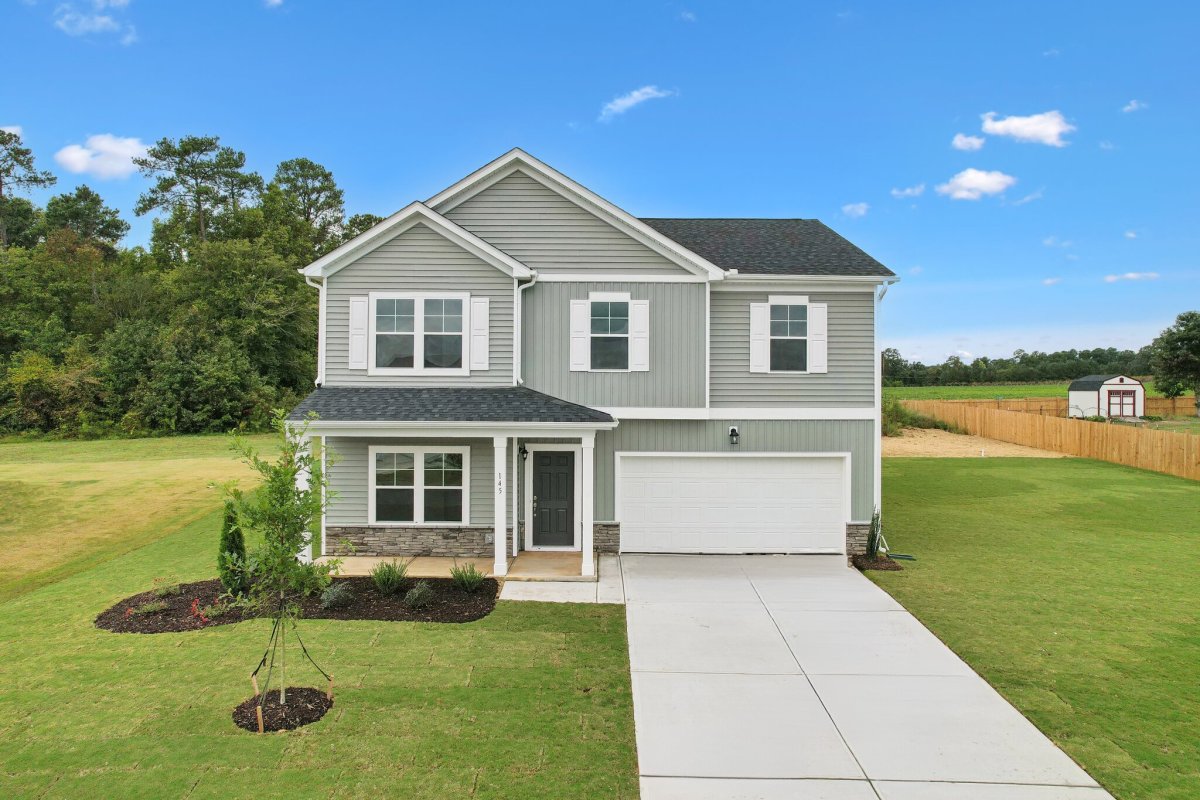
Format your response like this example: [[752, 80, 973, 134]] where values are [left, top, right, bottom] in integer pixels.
[[232, 687, 332, 732], [883, 427, 1067, 458], [95, 576, 498, 633], [852, 554, 904, 572]]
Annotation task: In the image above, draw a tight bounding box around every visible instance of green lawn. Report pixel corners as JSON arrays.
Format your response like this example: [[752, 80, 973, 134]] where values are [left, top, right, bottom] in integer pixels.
[[874, 457, 1200, 800], [885, 381, 1187, 400], [0, 451, 638, 798]]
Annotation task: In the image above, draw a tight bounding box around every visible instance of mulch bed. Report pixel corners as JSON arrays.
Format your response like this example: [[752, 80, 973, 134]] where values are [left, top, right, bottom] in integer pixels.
[[852, 554, 904, 572], [232, 687, 332, 732], [95, 576, 499, 633]]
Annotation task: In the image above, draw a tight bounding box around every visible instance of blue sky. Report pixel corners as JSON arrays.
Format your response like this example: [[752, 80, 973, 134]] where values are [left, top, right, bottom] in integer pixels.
[[4, 0, 1197, 362]]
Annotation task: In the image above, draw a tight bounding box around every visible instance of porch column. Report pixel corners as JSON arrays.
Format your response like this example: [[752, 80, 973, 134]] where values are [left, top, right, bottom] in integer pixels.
[[581, 434, 595, 577], [511, 438, 520, 557], [493, 436, 508, 577]]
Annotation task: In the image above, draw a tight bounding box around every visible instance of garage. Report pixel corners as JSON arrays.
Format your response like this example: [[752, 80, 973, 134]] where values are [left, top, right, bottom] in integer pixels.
[[616, 453, 849, 554]]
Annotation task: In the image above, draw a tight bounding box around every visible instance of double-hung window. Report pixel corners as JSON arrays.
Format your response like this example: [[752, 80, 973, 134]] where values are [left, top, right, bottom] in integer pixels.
[[590, 299, 629, 370], [370, 293, 466, 374], [769, 302, 808, 372], [370, 446, 468, 525], [570, 292, 649, 372]]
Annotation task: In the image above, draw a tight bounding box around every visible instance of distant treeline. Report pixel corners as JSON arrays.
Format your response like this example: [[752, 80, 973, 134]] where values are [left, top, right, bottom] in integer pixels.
[[882, 346, 1152, 387]]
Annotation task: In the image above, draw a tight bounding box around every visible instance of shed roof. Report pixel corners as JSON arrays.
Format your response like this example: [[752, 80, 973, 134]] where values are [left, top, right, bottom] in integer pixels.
[[1068, 375, 1142, 392]]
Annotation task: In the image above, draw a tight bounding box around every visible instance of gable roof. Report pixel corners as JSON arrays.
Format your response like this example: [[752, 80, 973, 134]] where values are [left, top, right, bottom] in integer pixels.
[[427, 148, 726, 280], [288, 386, 614, 424], [640, 218, 895, 277], [1068, 375, 1142, 392], [300, 201, 532, 280]]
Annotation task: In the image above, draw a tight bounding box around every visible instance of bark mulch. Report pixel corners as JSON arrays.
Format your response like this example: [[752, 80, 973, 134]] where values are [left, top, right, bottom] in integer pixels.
[[95, 576, 499, 634], [232, 687, 332, 732], [852, 554, 904, 572]]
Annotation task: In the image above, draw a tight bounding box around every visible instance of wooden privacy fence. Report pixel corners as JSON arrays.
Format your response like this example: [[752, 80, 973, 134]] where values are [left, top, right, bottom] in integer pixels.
[[916, 396, 1198, 417], [902, 400, 1200, 481]]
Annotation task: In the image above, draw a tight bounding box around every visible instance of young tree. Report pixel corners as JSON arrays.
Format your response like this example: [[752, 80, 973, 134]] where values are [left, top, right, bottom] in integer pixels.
[[223, 413, 335, 705], [218, 501, 250, 596], [43, 185, 130, 247], [0, 129, 57, 248], [1150, 311, 1200, 415]]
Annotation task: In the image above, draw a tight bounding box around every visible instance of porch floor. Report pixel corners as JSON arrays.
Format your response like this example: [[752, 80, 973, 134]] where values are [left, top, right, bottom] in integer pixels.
[[316, 551, 595, 582]]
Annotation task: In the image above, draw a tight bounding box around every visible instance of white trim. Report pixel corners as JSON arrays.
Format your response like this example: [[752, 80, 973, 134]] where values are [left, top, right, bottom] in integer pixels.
[[522, 443, 583, 552], [581, 434, 595, 577], [589, 290, 631, 302], [510, 437, 519, 557], [300, 201, 532, 280], [593, 407, 876, 420], [873, 285, 883, 516], [585, 291, 633, 373], [613, 450, 853, 532], [719, 274, 894, 286], [492, 436, 508, 576], [367, 291, 471, 377], [714, 278, 889, 294], [767, 294, 810, 305], [425, 149, 726, 280], [304, 421, 617, 438], [704, 282, 711, 409], [535, 273, 705, 283], [319, 435, 327, 557], [367, 444, 471, 527]]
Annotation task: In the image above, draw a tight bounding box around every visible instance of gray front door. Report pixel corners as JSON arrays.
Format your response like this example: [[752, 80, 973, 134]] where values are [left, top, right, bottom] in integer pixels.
[[532, 452, 574, 547]]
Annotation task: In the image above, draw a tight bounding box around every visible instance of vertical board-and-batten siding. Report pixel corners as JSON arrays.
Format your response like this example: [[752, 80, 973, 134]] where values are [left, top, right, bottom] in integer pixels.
[[522, 282, 706, 408], [594, 419, 876, 521], [711, 290, 876, 407], [442, 171, 689, 275], [323, 222, 514, 387], [324, 437, 516, 527]]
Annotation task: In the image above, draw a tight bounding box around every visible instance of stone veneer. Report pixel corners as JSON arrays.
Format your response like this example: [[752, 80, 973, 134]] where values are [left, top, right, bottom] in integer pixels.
[[324, 526, 511, 558], [593, 523, 621, 554], [845, 522, 870, 560]]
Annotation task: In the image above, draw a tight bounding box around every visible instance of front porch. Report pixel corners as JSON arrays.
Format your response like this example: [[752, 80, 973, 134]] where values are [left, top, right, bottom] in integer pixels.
[[317, 550, 595, 582]]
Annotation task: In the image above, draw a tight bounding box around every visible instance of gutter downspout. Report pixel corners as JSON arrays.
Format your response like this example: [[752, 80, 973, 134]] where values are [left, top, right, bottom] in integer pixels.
[[304, 275, 326, 387], [514, 270, 539, 385]]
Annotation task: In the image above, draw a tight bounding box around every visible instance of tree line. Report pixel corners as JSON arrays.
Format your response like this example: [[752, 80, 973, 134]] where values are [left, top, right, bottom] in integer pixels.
[[0, 130, 383, 436], [881, 346, 1154, 387]]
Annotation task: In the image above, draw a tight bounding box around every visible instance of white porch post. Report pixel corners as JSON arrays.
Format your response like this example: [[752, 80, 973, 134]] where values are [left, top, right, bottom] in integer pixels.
[[581, 434, 595, 577], [294, 431, 314, 564], [511, 438, 520, 557], [493, 436, 508, 577]]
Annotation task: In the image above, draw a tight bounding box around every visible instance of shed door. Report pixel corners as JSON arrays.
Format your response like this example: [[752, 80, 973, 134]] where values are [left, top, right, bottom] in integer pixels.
[[617, 455, 847, 554], [1109, 390, 1136, 417]]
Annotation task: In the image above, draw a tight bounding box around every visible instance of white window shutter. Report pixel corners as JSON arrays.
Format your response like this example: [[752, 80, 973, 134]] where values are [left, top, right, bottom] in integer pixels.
[[469, 296, 489, 371], [348, 296, 369, 370], [629, 299, 650, 372], [569, 299, 590, 371], [808, 302, 828, 374], [749, 302, 769, 373]]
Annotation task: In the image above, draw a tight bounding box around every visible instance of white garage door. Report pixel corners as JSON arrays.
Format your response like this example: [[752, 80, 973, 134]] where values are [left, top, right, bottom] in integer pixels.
[[617, 454, 848, 554]]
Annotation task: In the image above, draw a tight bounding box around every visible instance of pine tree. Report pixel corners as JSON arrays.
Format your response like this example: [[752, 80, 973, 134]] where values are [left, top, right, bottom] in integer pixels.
[[218, 501, 248, 596]]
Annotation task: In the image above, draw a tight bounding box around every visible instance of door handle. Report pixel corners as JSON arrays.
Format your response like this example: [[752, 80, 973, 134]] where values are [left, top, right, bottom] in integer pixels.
[[532, 496, 538, 512]]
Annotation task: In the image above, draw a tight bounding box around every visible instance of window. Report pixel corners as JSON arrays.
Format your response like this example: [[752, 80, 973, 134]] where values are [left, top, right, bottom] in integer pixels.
[[370, 293, 466, 373], [590, 300, 629, 370], [769, 303, 808, 372], [370, 446, 469, 525]]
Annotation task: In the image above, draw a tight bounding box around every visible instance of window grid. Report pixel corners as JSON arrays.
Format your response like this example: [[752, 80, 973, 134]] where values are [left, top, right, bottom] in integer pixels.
[[372, 294, 466, 372], [769, 303, 809, 372], [590, 300, 630, 370], [370, 447, 468, 525]]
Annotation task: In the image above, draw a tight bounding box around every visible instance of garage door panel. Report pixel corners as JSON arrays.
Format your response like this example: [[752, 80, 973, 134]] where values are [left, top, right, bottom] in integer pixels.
[[619, 455, 846, 554]]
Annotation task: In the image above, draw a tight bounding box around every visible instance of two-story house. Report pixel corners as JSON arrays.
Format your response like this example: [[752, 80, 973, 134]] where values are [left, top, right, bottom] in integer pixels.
[[288, 149, 897, 578]]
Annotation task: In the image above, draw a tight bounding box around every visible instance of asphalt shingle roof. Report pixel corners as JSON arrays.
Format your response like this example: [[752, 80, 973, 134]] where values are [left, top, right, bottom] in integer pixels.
[[287, 386, 613, 424], [641, 218, 895, 277], [1068, 375, 1139, 392]]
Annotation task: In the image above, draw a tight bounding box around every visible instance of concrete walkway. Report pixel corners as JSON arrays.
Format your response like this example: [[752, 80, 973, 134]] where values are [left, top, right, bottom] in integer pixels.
[[623, 555, 1113, 800]]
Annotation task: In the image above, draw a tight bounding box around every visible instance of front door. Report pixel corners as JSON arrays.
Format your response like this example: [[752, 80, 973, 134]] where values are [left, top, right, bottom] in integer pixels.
[[532, 452, 575, 547]]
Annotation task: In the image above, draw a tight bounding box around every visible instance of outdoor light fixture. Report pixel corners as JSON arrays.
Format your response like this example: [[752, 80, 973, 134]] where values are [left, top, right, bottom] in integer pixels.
[[519, 445, 529, 461], [728, 426, 740, 446]]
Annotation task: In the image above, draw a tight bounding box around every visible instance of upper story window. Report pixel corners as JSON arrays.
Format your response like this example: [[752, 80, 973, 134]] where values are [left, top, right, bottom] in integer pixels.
[[590, 300, 629, 370], [367, 292, 470, 375], [769, 303, 807, 372]]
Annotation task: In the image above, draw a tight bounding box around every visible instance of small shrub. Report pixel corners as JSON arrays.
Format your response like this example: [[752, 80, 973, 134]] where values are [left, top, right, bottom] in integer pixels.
[[132, 600, 169, 615], [371, 559, 410, 596], [450, 560, 486, 594], [151, 578, 182, 598], [1081, 415, 1108, 423], [403, 580, 435, 609], [200, 602, 232, 619], [881, 395, 963, 436], [1141, 415, 1164, 422], [866, 508, 883, 560], [320, 582, 354, 610], [217, 501, 250, 596]]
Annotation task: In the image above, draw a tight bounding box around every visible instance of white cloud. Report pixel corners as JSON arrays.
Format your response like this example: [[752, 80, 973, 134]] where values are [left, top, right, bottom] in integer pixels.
[[1122, 99, 1147, 113], [598, 85, 675, 122], [1043, 48, 1060, 57], [908, 266, 924, 276], [1013, 188, 1043, 205], [1042, 277, 1062, 286], [951, 133, 985, 151], [54, 1, 136, 45], [679, 10, 696, 22], [841, 202, 869, 218], [54, 133, 147, 179], [1, 125, 23, 136], [1124, 230, 1137, 239], [981, 110, 1075, 147], [1042, 235, 1072, 248], [935, 168, 1017, 200], [1104, 272, 1159, 283], [1099, 140, 1116, 151], [890, 183, 925, 198]]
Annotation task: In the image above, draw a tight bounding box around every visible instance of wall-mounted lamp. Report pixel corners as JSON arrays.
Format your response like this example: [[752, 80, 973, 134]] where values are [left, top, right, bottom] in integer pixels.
[[728, 426, 740, 446], [519, 445, 529, 461]]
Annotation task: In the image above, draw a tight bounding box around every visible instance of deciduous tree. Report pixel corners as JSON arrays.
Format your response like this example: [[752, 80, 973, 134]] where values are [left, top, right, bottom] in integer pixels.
[[0, 129, 57, 248], [1150, 312, 1200, 415]]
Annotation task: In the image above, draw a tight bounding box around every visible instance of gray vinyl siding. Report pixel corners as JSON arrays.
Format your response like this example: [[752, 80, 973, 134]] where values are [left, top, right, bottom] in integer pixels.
[[710, 290, 876, 407], [323, 222, 514, 387], [593, 419, 875, 521], [324, 437, 517, 527], [443, 171, 688, 275], [522, 281, 706, 408]]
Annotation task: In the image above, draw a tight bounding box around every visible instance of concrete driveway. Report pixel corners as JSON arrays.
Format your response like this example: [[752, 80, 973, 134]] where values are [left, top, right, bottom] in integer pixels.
[[623, 555, 1113, 800]]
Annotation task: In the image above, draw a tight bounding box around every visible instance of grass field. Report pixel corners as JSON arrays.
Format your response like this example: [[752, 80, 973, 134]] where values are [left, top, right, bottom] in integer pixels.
[[0, 435, 274, 603], [873, 458, 1200, 800], [885, 381, 1188, 400], [0, 440, 638, 799]]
